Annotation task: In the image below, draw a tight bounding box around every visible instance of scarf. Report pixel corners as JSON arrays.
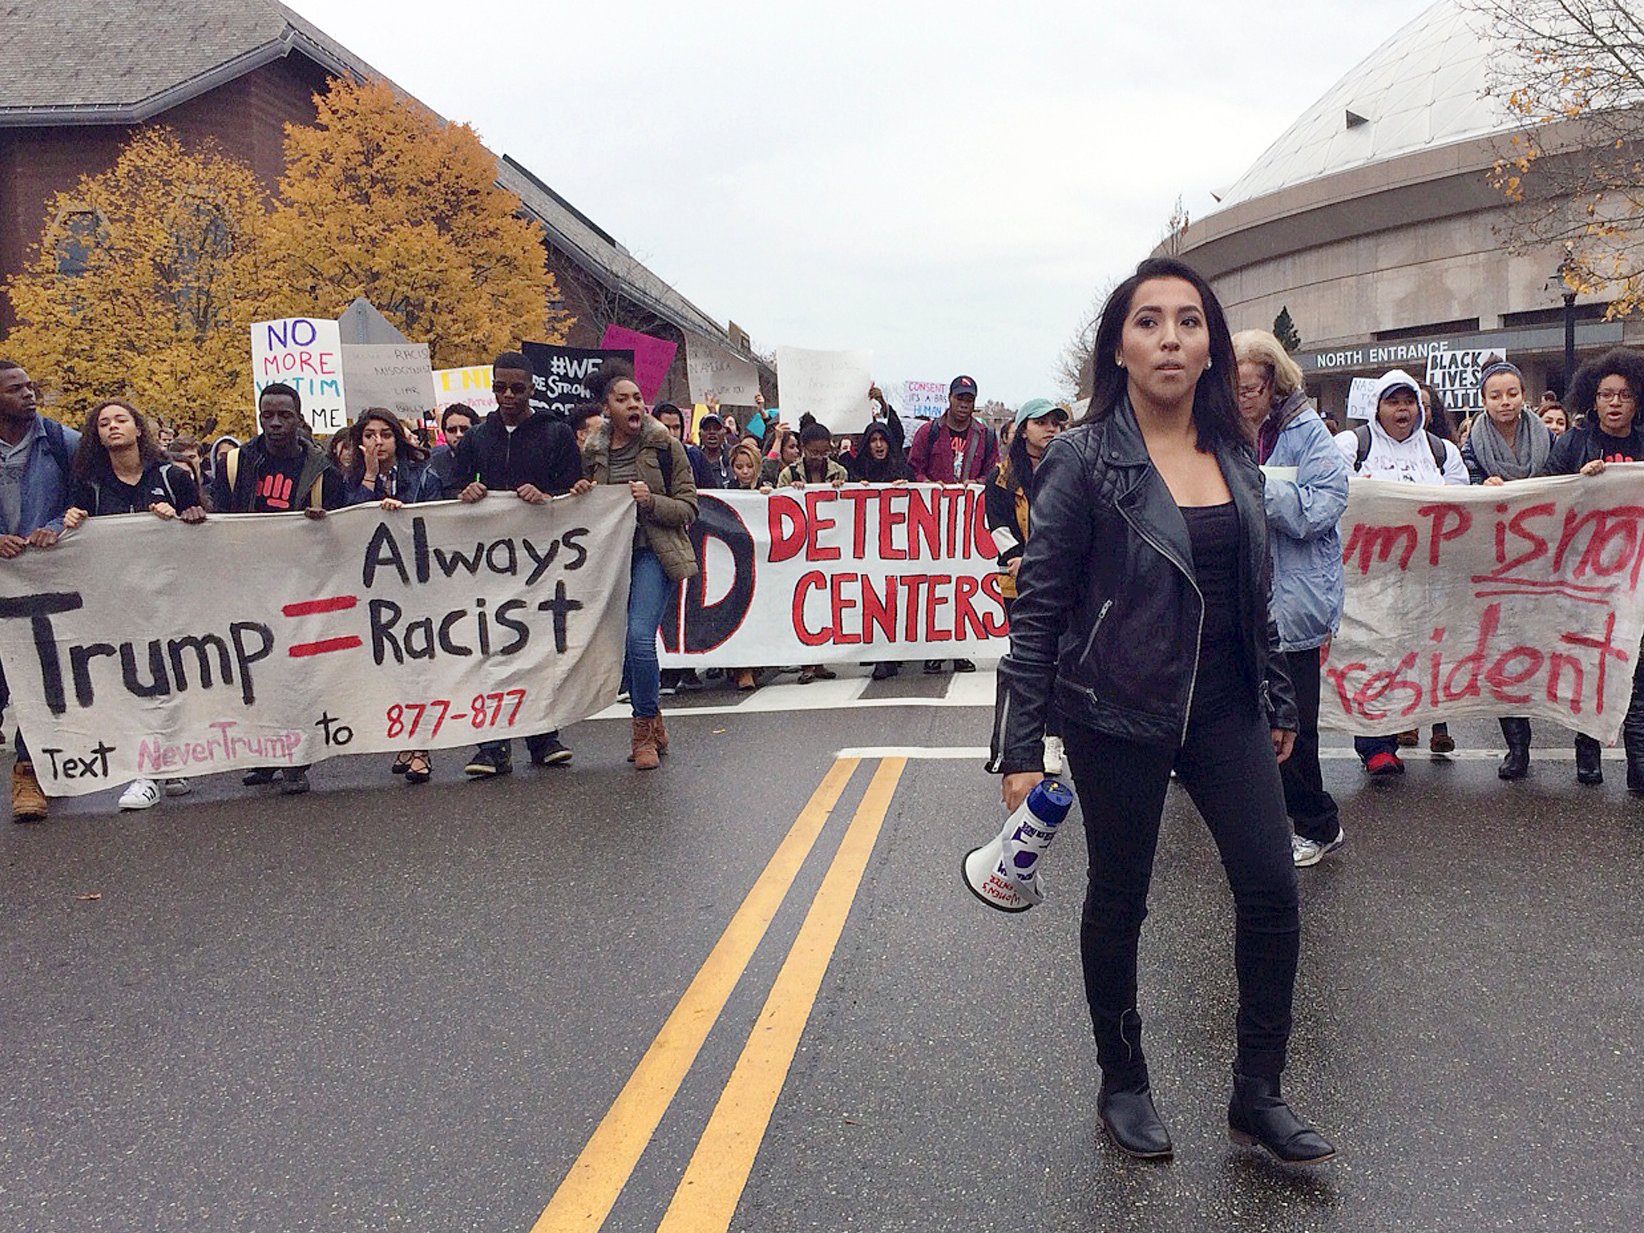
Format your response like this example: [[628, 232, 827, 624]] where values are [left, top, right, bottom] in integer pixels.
[[1468, 409, 1550, 481]]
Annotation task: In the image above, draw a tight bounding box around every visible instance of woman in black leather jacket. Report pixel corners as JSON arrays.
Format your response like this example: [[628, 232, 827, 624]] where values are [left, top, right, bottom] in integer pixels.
[[994, 257, 1333, 1166]]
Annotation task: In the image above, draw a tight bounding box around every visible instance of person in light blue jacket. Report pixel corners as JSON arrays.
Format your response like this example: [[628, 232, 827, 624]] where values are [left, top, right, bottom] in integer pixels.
[[1235, 332, 1349, 869]]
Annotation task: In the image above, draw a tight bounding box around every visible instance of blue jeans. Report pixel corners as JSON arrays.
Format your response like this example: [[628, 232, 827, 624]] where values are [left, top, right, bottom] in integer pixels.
[[1353, 735, 1398, 762], [622, 548, 671, 719]]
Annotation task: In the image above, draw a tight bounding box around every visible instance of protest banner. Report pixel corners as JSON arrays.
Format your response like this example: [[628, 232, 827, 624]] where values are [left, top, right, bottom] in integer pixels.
[[251, 318, 347, 434], [775, 346, 875, 434], [433, 366, 497, 418], [600, 325, 677, 401], [1323, 467, 1644, 742], [902, 380, 949, 420], [655, 485, 1008, 668], [685, 338, 760, 404], [341, 343, 437, 420], [1425, 347, 1504, 417], [521, 342, 635, 419], [0, 492, 635, 796]]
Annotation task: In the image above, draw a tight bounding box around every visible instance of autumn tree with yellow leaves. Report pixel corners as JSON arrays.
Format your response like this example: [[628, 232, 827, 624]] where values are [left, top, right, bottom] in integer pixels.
[[265, 76, 569, 364], [1474, 0, 1644, 312], [3, 128, 274, 436]]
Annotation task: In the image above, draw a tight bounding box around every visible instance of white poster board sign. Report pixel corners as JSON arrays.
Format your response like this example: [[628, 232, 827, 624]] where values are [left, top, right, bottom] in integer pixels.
[[1346, 376, 1379, 425], [251, 318, 347, 434], [342, 343, 437, 422], [903, 380, 949, 420], [1426, 348, 1504, 418], [686, 339, 760, 404], [433, 366, 497, 417], [775, 346, 874, 434]]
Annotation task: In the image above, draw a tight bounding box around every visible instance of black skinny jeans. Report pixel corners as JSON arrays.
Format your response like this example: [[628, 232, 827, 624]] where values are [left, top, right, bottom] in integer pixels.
[[1281, 648, 1340, 844], [1064, 704, 1300, 1081]]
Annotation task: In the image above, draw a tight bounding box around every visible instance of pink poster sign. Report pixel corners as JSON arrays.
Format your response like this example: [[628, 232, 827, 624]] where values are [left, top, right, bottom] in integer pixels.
[[600, 324, 678, 401]]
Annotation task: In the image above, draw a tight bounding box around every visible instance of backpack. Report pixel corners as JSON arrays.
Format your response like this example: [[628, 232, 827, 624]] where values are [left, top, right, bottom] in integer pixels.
[[224, 447, 324, 510], [914, 419, 997, 481], [1353, 424, 1446, 474], [84, 463, 180, 516]]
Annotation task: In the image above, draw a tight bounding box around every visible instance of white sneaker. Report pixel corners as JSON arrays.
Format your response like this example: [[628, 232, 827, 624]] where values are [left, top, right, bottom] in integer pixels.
[[1292, 824, 1346, 868], [163, 779, 192, 797], [1042, 735, 1066, 776], [118, 778, 161, 811]]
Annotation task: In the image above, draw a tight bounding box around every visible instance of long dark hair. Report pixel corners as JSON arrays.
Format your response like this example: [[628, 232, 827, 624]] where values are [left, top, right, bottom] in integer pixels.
[[1568, 347, 1644, 424], [1081, 256, 1242, 453], [1419, 382, 1459, 443], [71, 399, 164, 479], [346, 407, 427, 486]]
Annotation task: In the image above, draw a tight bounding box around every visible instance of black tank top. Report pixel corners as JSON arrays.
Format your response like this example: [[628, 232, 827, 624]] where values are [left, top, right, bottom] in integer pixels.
[[1181, 502, 1249, 723]]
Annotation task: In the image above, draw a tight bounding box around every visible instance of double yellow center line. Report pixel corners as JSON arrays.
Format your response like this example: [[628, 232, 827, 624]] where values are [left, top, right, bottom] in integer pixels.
[[532, 756, 906, 1233]]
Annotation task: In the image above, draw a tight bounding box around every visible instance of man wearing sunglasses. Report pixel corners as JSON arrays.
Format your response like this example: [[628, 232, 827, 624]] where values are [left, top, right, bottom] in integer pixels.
[[449, 350, 586, 777]]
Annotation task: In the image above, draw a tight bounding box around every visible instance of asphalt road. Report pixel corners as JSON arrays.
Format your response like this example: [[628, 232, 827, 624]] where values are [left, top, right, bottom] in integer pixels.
[[3, 667, 1641, 1232]]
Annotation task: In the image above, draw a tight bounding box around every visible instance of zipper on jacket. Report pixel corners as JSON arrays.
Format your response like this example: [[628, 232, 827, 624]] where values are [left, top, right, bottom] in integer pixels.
[[1079, 598, 1114, 663]]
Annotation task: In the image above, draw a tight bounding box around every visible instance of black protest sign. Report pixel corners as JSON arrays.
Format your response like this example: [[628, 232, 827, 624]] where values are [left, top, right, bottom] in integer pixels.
[[521, 343, 636, 419]]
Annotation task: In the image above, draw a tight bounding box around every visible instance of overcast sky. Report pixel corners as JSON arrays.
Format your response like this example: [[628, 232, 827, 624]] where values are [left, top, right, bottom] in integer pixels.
[[288, 0, 1438, 406]]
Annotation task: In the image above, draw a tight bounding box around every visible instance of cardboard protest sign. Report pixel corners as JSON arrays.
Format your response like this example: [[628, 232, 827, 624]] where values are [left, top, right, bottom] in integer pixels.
[[1346, 377, 1379, 425], [433, 366, 497, 417], [341, 343, 436, 420], [1324, 468, 1644, 742], [521, 342, 635, 419], [251, 318, 347, 434], [1425, 348, 1503, 417], [775, 346, 875, 434], [686, 338, 761, 404], [656, 485, 1009, 668], [0, 492, 635, 796], [902, 380, 949, 420], [600, 325, 677, 402]]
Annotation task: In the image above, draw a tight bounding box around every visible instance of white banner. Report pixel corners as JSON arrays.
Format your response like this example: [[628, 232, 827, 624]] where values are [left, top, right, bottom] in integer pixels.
[[656, 486, 1008, 668], [0, 492, 635, 796], [686, 339, 760, 405], [775, 346, 875, 434], [251, 318, 348, 434], [1323, 468, 1644, 741], [342, 343, 437, 420]]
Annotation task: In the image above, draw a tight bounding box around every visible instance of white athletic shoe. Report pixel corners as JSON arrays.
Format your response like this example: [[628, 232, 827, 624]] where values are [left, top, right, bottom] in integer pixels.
[[1292, 824, 1346, 868], [1042, 735, 1066, 776], [163, 779, 192, 796], [118, 778, 161, 811]]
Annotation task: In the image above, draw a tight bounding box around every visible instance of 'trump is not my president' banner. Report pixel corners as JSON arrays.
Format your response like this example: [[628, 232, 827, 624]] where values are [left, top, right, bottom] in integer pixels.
[[1324, 467, 1644, 743], [657, 485, 1008, 668], [0, 492, 635, 796]]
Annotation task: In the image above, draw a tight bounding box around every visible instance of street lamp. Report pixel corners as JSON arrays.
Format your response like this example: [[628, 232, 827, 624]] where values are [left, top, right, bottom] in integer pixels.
[[1554, 249, 1578, 392]]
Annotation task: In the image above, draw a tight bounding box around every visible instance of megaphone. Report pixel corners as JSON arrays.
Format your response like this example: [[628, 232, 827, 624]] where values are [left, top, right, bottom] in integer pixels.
[[961, 779, 1076, 913]]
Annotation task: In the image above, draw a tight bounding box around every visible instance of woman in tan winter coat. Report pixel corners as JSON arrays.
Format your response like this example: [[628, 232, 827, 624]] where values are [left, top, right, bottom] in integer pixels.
[[583, 373, 699, 768]]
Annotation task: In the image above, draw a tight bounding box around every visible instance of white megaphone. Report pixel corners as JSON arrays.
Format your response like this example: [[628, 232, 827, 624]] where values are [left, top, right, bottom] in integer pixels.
[[962, 779, 1076, 913]]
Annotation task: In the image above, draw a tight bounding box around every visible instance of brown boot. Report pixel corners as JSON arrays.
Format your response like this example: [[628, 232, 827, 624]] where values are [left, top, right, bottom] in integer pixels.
[[11, 761, 47, 823], [651, 714, 669, 756], [630, 717, 660, 770]]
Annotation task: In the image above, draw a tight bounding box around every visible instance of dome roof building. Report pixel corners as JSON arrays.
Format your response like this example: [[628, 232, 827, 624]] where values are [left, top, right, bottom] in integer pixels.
[[1178, 0, 1636, 420]]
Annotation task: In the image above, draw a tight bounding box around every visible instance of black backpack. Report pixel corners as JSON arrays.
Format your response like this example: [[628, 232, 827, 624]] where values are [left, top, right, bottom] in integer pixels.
[[1353, 424, 1446, 473]]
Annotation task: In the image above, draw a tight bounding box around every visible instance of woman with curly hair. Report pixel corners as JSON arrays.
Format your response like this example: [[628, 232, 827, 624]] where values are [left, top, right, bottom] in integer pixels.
[[61, 399, 206, 811], [1548, 347, 1644, 789]]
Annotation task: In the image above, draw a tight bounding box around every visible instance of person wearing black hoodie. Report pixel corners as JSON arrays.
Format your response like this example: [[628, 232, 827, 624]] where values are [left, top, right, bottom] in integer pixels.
[[1547, 347, 1644, 788], [849, 420, 913, 484], [209, 382, 345, 796], [449, 350, 585, 777]]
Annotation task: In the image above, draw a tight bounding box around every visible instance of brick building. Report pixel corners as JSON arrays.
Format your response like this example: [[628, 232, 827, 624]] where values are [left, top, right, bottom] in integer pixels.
[[0, 0, 767, 408]]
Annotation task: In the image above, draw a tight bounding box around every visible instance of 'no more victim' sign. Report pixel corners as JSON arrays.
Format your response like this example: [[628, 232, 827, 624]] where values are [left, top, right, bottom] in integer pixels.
[[0, 491, 634, 796]]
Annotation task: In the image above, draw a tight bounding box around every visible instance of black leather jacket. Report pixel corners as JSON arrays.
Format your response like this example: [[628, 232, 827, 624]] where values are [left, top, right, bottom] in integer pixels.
[[993, 399, 1298, 774]]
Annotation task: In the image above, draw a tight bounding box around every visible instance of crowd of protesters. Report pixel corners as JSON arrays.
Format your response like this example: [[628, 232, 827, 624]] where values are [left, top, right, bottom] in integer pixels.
[[3, 335, 1644, 841]]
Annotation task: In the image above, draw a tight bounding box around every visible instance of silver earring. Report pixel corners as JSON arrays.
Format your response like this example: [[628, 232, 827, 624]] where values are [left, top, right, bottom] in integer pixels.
[[1206, 357, 1213, 370]]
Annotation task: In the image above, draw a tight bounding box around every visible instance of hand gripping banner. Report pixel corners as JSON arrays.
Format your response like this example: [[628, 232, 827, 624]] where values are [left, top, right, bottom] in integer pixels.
[[1323, 467, 1644, 742], [0, 490, 634, 796]]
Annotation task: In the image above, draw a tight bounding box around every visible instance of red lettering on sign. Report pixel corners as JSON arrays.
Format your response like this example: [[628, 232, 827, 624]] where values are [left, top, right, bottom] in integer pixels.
[[803, 489, 841, 562], [793, 571, 829, 646], [830, 573, 861, 645], [768, 496, 806, 563], [1417, 503, 1470, 567]]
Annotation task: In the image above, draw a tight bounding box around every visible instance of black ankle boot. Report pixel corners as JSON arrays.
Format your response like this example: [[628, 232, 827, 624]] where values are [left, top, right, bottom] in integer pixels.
[[1498, 718, 1531, 780], [1576, 736, 1604, 785], [1098, 1073, 1173, 1159], [1227, 1072, 1336, 1165]]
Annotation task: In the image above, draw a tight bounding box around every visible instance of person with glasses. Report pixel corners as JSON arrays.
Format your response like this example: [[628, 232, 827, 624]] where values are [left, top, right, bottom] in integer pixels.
[[448, 350, 585, 777], [1548, 347, 1644, 789]]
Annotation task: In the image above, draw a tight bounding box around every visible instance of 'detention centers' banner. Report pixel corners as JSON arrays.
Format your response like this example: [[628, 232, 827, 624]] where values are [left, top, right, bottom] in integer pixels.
[[656, 485, 1008, 669], [0, 492, 635, 797], [1324, 467, 1644, 743]]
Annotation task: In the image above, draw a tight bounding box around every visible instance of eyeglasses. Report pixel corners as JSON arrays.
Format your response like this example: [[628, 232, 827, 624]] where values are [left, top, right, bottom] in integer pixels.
[[1596, 388, 1636, 404], [1236, 382, 1270, 398], [492, 381, 532, 396]]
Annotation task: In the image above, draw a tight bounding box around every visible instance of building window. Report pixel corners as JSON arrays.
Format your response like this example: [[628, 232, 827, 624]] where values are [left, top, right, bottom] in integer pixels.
[[53, 204, 104, 277], [1372, 318, 1479, 343]]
